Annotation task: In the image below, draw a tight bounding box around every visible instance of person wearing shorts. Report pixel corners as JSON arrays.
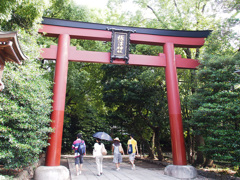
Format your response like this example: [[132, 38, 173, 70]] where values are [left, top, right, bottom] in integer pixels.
[[127, 135, 138, 170], [72, 133, 86, 176], [112, 137, 124, 171]]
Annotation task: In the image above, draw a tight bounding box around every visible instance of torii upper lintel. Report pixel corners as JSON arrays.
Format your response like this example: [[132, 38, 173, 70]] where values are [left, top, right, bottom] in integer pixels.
[[40, 17, 211, 48]]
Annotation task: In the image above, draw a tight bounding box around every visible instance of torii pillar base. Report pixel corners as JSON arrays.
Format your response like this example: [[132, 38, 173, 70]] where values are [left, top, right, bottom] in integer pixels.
[[164, 165, 197, 179], [34, 166, 70, 180]]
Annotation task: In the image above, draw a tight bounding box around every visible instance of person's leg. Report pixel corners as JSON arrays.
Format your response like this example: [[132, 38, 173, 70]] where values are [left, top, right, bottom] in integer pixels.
[[129, 153, 136, 169], [75, 164, 79, 174], [132, 153, 136, 169], [96, 156, 101, 175], [113, 153, 119, 170], [130, 160, 134, 167], [119, 154, 122, 169], [132, 160, 135, 169], [75, 157, 80, 175], [129, 154, 133, 166], [80, 164, 83, 172], [79, 155, 83, 174], [100, 156, 103, 174]]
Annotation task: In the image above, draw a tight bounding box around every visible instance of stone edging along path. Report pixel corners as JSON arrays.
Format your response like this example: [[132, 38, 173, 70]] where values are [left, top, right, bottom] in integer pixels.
[[9, 155, 240, 180], [135, 157, 240, 180], [11, 155, 45, 180]]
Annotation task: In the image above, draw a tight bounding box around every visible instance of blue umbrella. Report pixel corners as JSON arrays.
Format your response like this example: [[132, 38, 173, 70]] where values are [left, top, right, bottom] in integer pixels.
[[93, 132, 113, 141]]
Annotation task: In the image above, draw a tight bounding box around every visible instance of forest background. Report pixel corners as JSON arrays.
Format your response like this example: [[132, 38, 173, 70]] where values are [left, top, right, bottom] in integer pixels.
[[0, 0, 240, 178]]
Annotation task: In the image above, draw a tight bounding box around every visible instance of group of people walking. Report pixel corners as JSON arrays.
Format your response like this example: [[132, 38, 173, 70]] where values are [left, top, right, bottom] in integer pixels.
[[72, 133, 139, 176]]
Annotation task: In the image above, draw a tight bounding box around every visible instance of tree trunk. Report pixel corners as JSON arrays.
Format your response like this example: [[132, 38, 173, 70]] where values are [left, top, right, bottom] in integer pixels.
[[186, 127, 195, 164], [150, 132, 155, 159], [184, 48, 192, 59], [155, 128, 164, 161], [143, 139, 154, 159], [195, 135, 205, 165], [137, 132, 154, 159], [204, 158, 214, 167]]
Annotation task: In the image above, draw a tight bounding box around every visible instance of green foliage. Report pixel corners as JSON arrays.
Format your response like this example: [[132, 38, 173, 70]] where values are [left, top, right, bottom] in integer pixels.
[[0, 0, 18, 22], [44, 0, 90, 21], [0, 0, 53, 169], [190, 50, 240, 166], [101, 64, 170, 153], [0, 0, 49, 31], [62, 62, 110, 152], [0, 63, 53, 169]]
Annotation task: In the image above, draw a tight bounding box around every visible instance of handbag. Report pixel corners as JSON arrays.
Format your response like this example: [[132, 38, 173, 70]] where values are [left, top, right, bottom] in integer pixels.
[[101, 144, 107, 155], [119, 145, 124, 154]]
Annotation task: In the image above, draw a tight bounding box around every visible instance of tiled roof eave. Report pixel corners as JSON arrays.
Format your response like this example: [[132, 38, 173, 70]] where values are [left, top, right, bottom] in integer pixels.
[[0, 31, 27, 64]]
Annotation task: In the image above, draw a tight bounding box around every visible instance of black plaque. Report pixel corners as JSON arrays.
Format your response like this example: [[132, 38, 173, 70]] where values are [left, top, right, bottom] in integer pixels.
[[109, 29, 132, 64]]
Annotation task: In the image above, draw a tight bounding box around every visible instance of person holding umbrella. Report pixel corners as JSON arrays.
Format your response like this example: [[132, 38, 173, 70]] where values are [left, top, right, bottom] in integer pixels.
[[93, 138, 105, 176], [92, 132, 112, 176], [112, 137, 124, 171]]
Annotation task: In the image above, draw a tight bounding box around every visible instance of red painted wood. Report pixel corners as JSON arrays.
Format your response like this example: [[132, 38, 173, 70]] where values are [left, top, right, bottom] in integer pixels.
[[45, 110, 64, 166], [39, 25, 206, 48], [41, 45, 199, 69], [169, 114, 187, 165], [130, 33, 205, 48], [164, 43, 187, 165], [175, 55, 200, 69], [39, 21, 206, 167], [39, 25, 111, 40], [45, 34, 70, 166]]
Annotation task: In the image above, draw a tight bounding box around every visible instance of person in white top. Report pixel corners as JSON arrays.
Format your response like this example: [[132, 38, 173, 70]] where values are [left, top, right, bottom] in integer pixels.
[[93, 138, 105, 176]]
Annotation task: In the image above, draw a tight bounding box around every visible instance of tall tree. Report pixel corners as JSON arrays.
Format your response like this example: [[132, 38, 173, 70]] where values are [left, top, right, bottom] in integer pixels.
[[101, 64, 170, 159], [43, 0, 90, 21], [189, 26, 240, 169]]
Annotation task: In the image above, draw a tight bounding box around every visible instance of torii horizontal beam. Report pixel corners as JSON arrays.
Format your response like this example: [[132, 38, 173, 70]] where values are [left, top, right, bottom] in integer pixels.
[[39, 18, 211, 48], [41, 45, 200, 69]]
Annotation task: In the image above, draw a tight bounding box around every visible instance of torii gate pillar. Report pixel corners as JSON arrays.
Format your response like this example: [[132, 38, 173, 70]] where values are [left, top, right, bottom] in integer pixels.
[[45, 34, 70, 166], [163, 42, 197, 178], [164, 43, 186, 165], [34, 34, 71, 180]]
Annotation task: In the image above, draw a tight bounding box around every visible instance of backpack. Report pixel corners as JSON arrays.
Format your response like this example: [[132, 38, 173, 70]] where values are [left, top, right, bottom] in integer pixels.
[[128, 144, 133, 154], [78, 140, 86, 155]]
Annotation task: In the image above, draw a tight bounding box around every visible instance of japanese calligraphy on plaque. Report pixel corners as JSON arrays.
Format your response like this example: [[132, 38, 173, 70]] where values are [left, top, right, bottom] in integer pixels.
[[109, 29, 132, 64]]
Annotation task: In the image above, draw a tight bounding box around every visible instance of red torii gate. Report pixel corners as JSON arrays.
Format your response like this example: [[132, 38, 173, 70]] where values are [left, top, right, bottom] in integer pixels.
[[39, 17, 210, 169]]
